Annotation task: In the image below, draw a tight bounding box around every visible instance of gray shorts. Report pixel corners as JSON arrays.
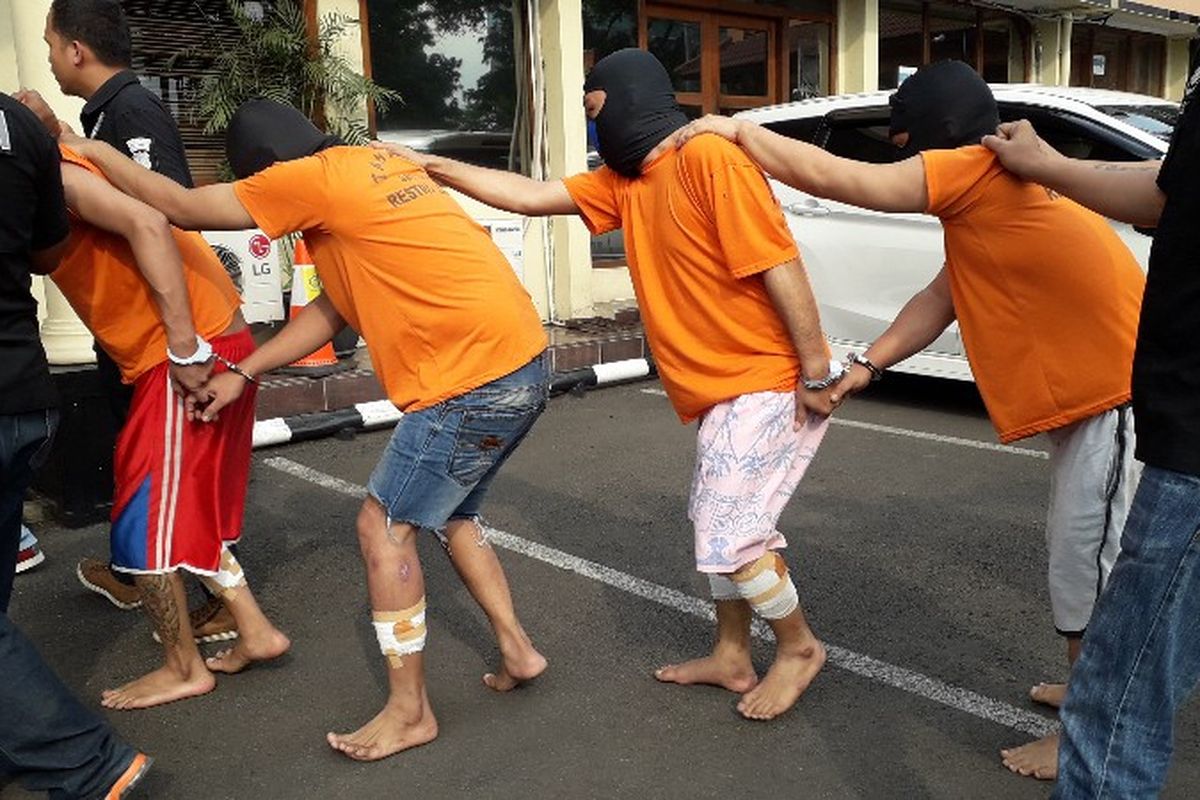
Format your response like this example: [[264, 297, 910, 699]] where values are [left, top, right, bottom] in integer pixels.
[[1045, 404, 1141, 635]]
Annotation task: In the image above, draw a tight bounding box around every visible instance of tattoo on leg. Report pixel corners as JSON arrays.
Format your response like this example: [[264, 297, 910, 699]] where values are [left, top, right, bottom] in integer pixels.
[[138, 575, 182, 647]]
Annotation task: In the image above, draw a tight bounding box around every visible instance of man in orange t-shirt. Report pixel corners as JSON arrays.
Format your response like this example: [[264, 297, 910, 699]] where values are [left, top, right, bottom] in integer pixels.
[[66, 98, 549, 762], [17, 96, 288, 712], [378, 48, 844, 723], [676, 60, 1144, 780]]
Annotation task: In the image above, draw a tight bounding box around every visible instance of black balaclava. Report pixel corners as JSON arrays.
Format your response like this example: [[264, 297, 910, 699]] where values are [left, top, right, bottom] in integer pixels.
[[888, 60, 1000, 156], [583, 48, 688, 177], [225, 98, 343, 179]]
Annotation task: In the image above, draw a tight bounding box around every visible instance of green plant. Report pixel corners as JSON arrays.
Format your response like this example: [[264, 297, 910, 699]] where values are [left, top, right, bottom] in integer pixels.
[[175, 0, 399, 147]]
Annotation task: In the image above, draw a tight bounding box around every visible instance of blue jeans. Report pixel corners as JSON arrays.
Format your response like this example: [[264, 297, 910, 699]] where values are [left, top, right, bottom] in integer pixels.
[[0, 409, 137, 799], [367, 353, 548, 535], [1054, 466, 1200, 798]]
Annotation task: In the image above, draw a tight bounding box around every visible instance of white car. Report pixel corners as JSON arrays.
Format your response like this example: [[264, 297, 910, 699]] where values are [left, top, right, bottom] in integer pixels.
[[736, 85, 1178, 382]]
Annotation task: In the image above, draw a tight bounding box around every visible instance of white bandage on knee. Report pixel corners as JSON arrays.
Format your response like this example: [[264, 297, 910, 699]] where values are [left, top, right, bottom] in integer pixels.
[[732, 552, 799, 620], [708, 573, 740, 601], [200, 545, 246, 600], [373, 597, 427, 669]]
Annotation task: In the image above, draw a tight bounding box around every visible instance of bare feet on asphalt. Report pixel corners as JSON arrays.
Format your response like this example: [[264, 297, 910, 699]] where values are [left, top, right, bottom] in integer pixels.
[[1029, 682, 1067, 709], [483, 628, 547, 691], [654, 648, 759, 694], [206, 628, 291, 674], [736, 639, 826, 721], [101, 664, 215, 710], [1001, 733, 1059, 781], [326, 695, 439, 761]]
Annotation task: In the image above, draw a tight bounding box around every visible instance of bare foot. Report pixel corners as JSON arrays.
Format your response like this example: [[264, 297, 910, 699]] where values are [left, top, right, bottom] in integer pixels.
[[737, 639, 826, 720], [326, 695, 439, 762], [206, 628, 291, 674], [101, 664, 215, 710], [483, 628, 547, 692], [1029, 682, 1067, 709], [1001, 733, 1059, 780], [654, 648, 758, 694]]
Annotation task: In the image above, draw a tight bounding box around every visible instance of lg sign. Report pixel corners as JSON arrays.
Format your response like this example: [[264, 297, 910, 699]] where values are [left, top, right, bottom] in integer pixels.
[[249, 233, 272, 259]]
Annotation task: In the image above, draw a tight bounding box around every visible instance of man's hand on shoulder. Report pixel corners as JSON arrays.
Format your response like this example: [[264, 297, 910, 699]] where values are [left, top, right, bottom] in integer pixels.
[[369, 140, 432, 169], [13, 89, 61, 138], [672, 115, 746, 150], [58, 130, 90, 154], [982, 120, 1064, 182]]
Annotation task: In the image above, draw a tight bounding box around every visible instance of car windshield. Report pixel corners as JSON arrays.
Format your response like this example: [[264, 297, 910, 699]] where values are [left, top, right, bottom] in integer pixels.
[[1099, 104, 1179, 142]]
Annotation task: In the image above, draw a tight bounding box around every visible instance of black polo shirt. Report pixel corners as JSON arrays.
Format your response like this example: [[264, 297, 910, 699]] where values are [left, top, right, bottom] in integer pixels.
[[81, 70, 193, 187], [1133, 66, 1200, 476], [0, 95, 68, 414]]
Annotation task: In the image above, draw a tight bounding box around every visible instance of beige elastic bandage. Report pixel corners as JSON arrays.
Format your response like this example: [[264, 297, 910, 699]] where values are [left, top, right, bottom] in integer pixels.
[[200, 545, 246, 600], [730, 552, 799, 620], [373, 598, 427, 669]]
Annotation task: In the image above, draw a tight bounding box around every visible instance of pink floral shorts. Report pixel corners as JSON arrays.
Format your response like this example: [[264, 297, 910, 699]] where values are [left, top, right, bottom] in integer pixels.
[[689, 391, 829, 573]]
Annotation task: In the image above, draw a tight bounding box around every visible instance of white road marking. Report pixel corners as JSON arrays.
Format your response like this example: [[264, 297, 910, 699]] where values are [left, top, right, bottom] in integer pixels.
[[263, 456, 1057, 738], [639, 388, 1049, 459]]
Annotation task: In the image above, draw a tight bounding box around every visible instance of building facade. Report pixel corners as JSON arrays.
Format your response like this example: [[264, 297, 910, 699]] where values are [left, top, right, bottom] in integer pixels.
[[1, 0, 1196, 362]]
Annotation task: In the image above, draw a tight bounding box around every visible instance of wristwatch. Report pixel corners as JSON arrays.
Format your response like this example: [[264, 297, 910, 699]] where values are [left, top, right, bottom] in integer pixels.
[[846, 352, 884, 382], [802, 359, 845, 391], [167, 335, 214, 366]]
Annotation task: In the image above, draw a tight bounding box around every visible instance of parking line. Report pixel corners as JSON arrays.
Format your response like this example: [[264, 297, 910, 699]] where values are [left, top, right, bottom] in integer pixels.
[[263, 455, 1057, 738], [639, 388, 1049, 459]]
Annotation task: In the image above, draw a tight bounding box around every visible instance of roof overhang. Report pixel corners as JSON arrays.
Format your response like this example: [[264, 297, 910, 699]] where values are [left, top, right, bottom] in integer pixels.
[[994, 0, 1200, 35]]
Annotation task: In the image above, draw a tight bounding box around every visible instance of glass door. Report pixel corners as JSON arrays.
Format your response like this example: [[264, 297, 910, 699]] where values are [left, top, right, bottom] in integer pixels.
[[643, 7, 779, 117], [645, 7, 706, 118], [717, 15, 776, 115]]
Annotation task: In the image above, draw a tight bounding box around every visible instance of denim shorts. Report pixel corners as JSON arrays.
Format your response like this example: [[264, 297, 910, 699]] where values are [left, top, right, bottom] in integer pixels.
[[366, 353, 548, 534]]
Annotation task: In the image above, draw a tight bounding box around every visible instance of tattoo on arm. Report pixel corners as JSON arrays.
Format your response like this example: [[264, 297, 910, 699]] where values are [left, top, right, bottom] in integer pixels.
[[1092, 162, 1159, 172], [137, 574, 182, 647]]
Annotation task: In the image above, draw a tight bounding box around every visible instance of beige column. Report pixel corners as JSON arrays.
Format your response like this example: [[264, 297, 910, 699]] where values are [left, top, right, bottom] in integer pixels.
[[538, 0, 593, 320], [10, 0, 94, 364], [1031, 17, 1071, 87], [317, 0, 369, 130], [1165, 38, 1192, 102], [0, 0, 46, 324], [837, 0, 878, 94], [0, 0, 17, 89]]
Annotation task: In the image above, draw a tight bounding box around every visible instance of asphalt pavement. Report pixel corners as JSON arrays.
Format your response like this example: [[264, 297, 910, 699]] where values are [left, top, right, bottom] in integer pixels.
[[4, 375, 1198, 799]]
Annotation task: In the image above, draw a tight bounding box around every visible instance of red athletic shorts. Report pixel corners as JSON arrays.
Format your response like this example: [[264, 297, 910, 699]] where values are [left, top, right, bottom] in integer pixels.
[[110, 329, 257, 575]]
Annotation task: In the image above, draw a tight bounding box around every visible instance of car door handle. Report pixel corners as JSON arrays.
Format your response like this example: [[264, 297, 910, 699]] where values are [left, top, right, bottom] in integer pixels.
[[786, 200, 831, 217]]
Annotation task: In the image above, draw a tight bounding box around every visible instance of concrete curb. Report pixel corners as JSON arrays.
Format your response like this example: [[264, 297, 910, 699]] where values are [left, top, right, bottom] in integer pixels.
[[251, 357, 658, 450]]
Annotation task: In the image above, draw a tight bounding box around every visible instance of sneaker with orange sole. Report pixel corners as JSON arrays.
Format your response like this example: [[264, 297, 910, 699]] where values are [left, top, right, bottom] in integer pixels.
[[106, 753, 152, 799]]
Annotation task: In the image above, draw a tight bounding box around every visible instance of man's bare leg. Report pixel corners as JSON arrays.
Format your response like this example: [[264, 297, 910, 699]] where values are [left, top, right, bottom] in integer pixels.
[[201, 548, 290, 674], [655, 599, 758, 693], [1028, 638, 1081, 709], [440, 518, 546, 691], [737, 603, 826, 720], [102, 573, 215, 709], [1000, 637, 1082, 780], [327, 499, 437, 761]]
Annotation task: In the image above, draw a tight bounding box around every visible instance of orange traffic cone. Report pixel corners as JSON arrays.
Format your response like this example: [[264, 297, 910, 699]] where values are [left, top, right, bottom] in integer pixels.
[[279, 239, 342, 375]]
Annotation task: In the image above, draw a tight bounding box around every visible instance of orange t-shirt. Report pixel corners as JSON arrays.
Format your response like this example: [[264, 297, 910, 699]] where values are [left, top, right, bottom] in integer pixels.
[[923, 146, 1144, 442], [563, 136, 803, 422], [233, 147, 546, 412], [52, 145, 240, 383]]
